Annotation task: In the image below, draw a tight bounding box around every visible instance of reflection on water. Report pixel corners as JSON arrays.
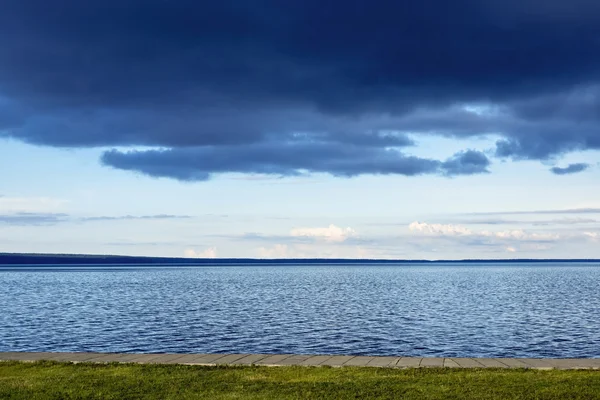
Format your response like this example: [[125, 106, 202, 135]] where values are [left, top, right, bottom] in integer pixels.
[[1, 263, 599, 358]]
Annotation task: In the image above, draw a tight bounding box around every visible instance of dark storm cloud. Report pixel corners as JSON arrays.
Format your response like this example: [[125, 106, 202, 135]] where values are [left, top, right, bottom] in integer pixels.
[[1, 0, 600, 179], [550, 163, 590, 175], [101, 145, 490, 180]]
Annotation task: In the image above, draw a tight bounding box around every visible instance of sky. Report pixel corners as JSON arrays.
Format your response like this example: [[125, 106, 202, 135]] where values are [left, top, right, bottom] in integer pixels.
[[1, 0, 600, 259]]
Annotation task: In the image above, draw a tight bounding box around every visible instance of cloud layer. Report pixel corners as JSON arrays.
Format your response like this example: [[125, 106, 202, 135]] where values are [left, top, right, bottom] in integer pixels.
[[1, 0, 600, 180]]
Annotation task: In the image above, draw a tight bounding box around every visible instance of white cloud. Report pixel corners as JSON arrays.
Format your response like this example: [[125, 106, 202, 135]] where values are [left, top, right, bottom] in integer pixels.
[[584, 232, 599, 242], [184, 247, 217, 258], [257, 244, 291, 258], [290, 224, 357, 242], [506, 246, 517, 253], [484, 230, 559, 241], [409, 221, 559, 241], [409, 221, 471, 236]]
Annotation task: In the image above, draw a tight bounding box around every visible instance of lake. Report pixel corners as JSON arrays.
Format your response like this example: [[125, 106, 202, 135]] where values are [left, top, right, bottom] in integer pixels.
[[1, 263, 599, 358]]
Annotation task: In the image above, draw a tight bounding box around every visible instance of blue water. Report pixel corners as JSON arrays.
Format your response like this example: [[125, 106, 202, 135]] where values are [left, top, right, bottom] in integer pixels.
[[1, 263, 599, 358]]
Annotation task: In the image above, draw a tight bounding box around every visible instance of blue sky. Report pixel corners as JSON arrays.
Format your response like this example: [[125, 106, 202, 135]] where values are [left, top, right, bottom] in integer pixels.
[[2, 137, 599, 259], [1, 0, 600, 259]]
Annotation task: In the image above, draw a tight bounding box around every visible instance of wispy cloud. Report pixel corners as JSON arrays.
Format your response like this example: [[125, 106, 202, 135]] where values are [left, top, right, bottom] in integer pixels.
[[439, 217, 599, 226], [81, 214, 192, 222], [0, 211, 194, 226], [532, 218, 598, 226], [463, 208, 600, 216], [104, 241, 185, 247], [0, 212, 69, 226], [409, 221, 560, 242]]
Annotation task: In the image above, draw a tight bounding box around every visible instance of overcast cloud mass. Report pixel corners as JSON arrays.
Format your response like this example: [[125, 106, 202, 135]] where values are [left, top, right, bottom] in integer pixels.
[[1, 0, 599, 181]]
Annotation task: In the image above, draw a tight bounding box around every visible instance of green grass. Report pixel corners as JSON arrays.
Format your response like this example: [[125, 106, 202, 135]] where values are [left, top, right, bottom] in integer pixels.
[[1, 361, 599, 399]]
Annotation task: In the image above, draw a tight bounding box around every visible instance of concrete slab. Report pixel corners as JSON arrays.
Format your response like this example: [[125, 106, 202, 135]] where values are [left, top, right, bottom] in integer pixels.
[[38, 352, 109, 362], [495, 358, 531, 368], [127, 353, 189, 364], [231, 354, 270, 365], [420, 358, 444, 367], [70, 353, 120, 362], [177, 353, 229, 365], [395, 357, 422, 368], [516, 358, 555, 369], [254, 354, 292, 365], [543, 359, 600, 370], [476, 358, 510, 368], [96, 353, 154, 363], [213, 354, 248, 365], [159, 354, 207, 364], [571, 359, 600, 369], [451, 358, 485, 368], [275, 355, 313, 365], [1, 352, 59, 361], [444, 358, 461, 368], [299, 355, 332, 366], [2, 352, 598, 370], [366, 357, 401, 367], [320, 355, 356, 366], [343, 356, 376, 367], [113, 354, 173, 363]]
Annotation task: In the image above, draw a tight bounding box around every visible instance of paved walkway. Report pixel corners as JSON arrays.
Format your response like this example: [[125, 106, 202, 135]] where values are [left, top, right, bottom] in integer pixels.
[[1, 352, 599, 370]]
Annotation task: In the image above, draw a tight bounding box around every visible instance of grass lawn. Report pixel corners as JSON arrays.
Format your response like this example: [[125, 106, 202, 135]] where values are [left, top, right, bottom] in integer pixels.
[[1, 361, 600, 399]]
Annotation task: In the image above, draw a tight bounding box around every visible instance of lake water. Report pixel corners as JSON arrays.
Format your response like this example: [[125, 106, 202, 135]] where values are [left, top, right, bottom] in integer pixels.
[[1, 263, 599, 358]]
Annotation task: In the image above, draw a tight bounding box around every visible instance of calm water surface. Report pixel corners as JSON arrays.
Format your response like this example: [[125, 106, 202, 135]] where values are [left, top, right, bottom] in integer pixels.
[[1, 263, 599, 358]]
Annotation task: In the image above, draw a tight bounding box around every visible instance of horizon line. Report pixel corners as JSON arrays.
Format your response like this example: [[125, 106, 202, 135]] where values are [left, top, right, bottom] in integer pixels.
[[1, 252, 599, 264]]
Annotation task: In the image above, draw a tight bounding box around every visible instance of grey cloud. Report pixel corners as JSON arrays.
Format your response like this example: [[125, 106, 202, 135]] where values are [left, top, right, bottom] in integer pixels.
[[0, 212, 69, 225], [441, 150, 490, 176], [465, 208, 600, 216], [442, 217, 598, 226], [104, 241, 189, 247], [101, 145, 490, 180], [550, 163, 590, 175], [81, 214, 191, 222], [446, 219, 523, 225], [0, 212, 193, 225], [532, 218, 598, 226]]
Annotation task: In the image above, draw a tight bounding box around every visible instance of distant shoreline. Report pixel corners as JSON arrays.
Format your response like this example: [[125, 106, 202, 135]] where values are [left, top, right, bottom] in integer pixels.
[[1, 252, 599, 265]]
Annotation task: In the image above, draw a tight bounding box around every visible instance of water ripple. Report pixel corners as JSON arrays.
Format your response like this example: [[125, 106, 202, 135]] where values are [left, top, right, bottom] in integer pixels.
[[1, 263, 599, 358]]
